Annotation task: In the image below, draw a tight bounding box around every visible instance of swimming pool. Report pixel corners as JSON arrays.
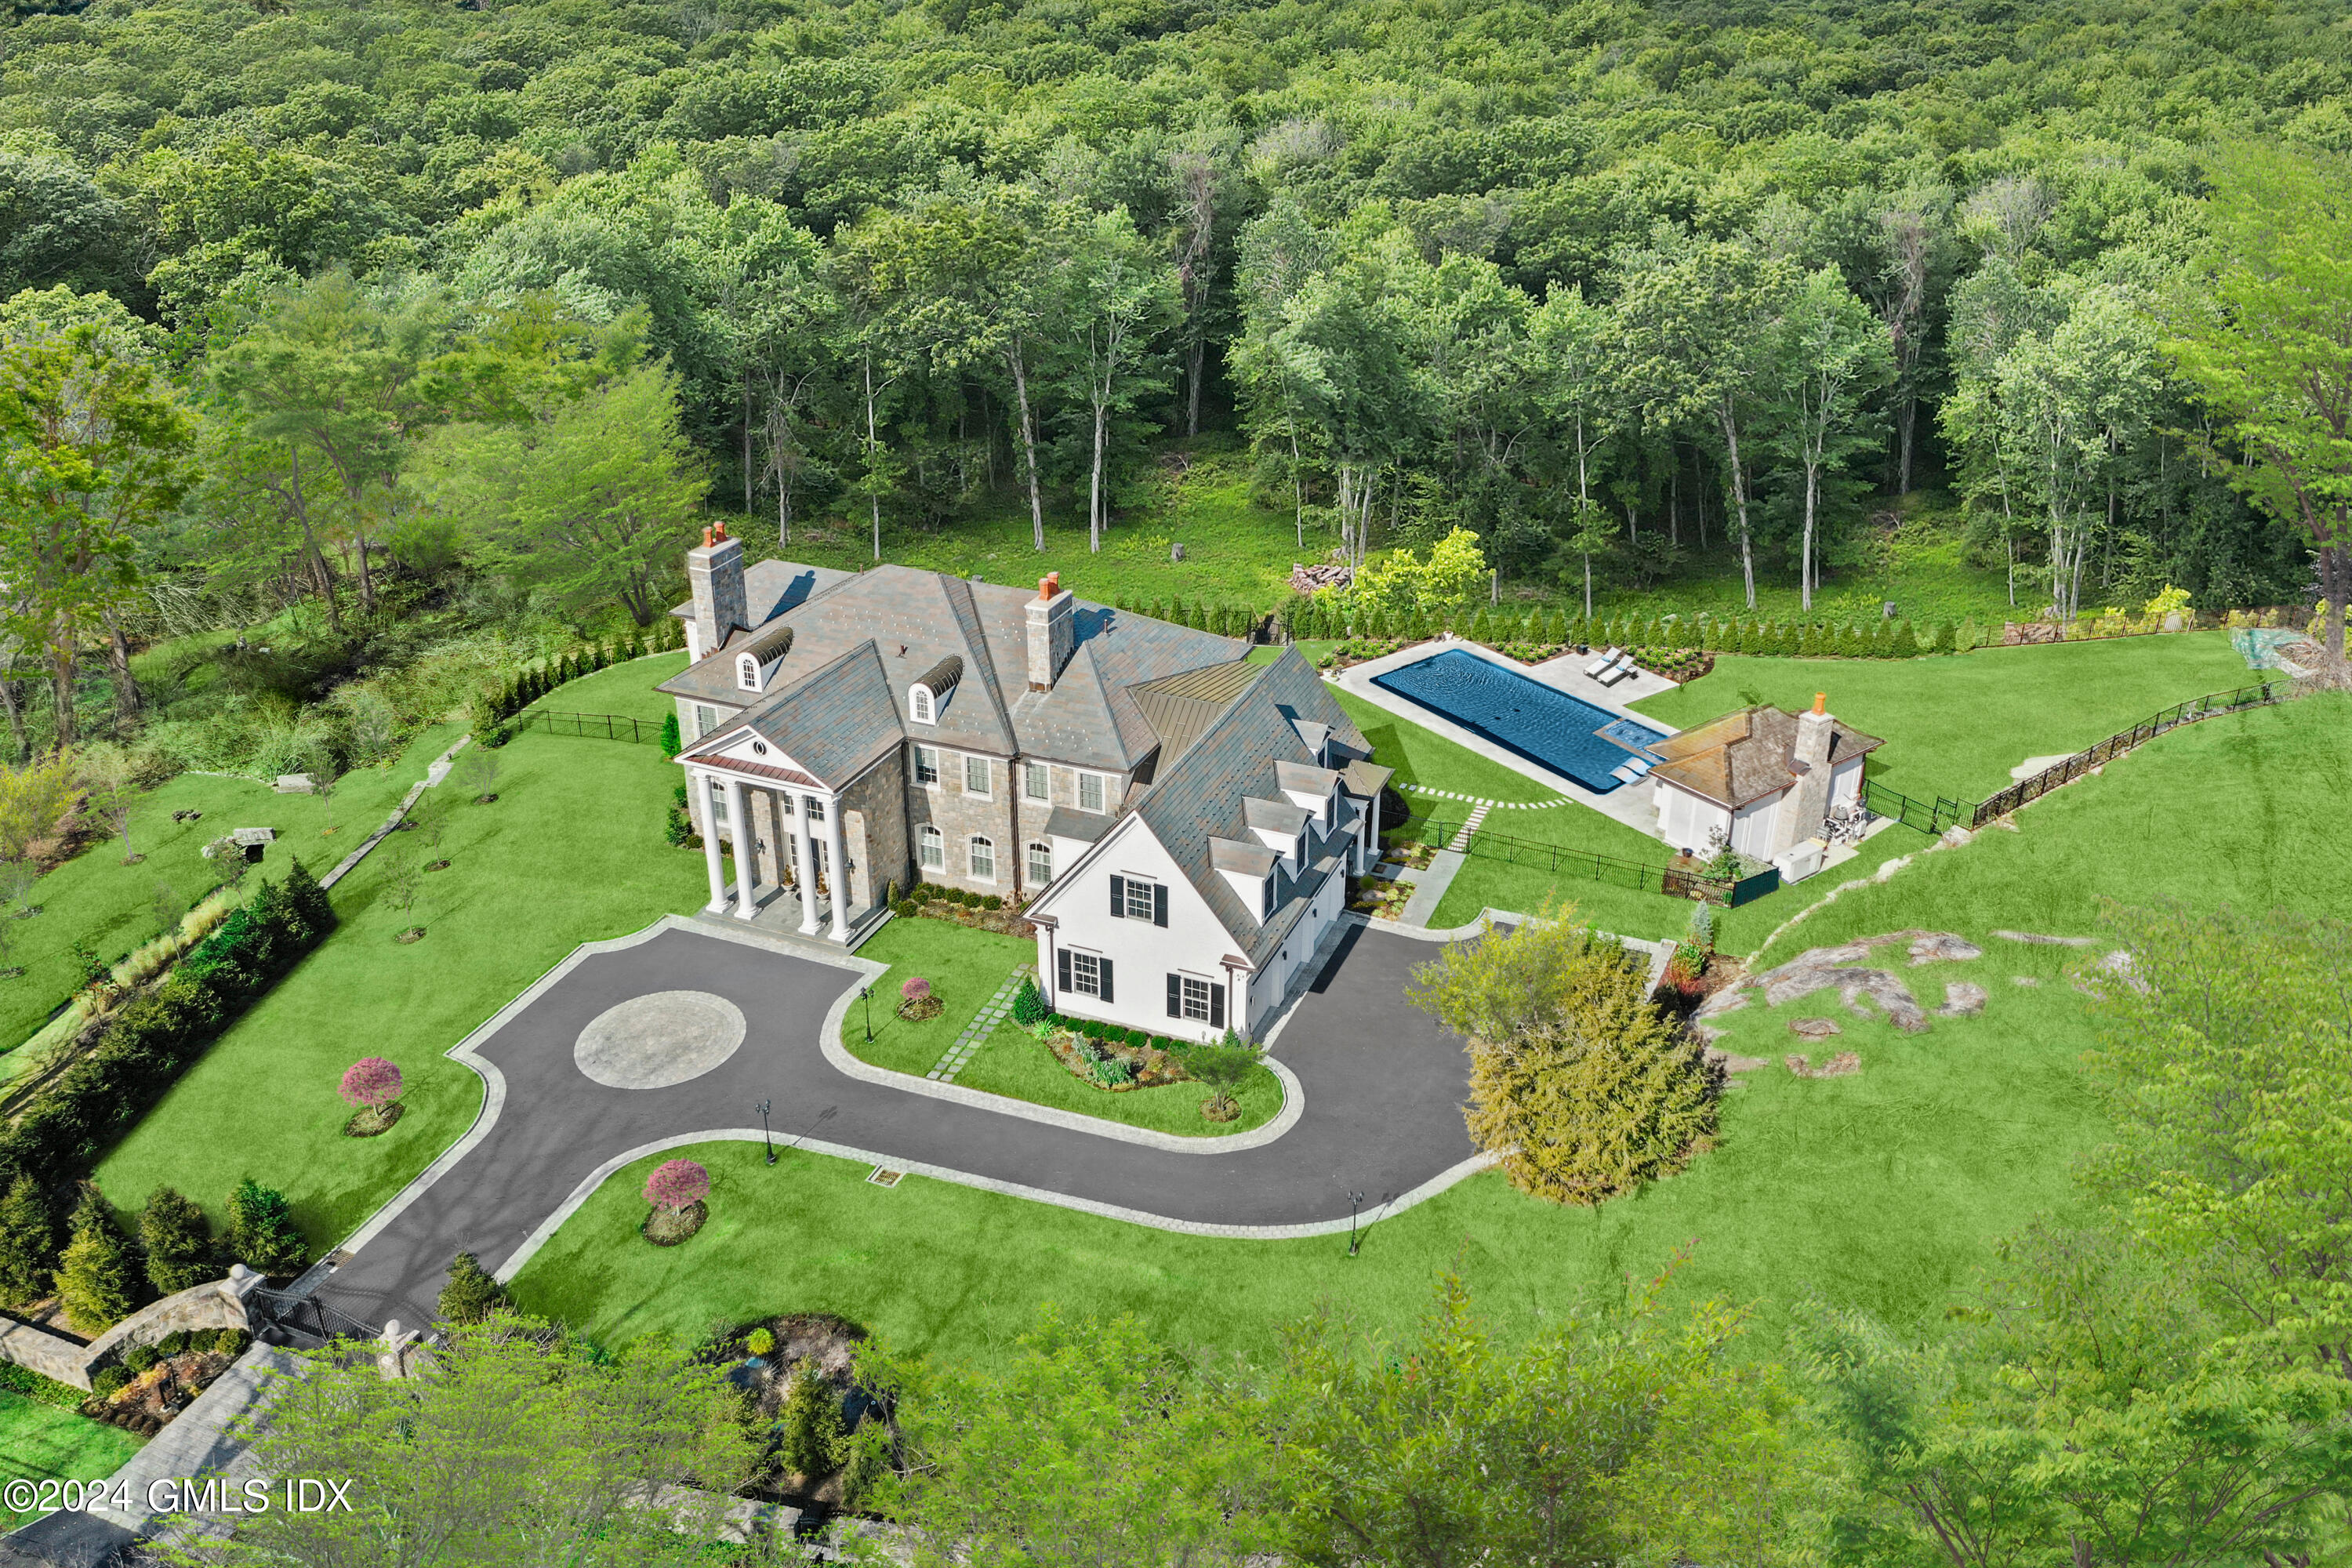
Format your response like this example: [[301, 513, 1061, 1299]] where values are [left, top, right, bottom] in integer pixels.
[[1371, 648, 1671, 793]]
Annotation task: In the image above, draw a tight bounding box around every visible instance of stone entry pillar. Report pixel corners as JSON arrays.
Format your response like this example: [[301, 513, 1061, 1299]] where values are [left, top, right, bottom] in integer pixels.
[[723, 775, 757, 920]]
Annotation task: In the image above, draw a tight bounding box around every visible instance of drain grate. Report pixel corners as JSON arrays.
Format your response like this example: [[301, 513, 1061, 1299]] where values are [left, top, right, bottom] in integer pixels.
[[866, 1167, 905, 1188]]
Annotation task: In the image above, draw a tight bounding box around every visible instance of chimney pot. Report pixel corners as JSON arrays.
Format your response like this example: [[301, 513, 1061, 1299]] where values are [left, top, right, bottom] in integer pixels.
[[702, 525, 714, 549], [1812, 691, 1827, 715]]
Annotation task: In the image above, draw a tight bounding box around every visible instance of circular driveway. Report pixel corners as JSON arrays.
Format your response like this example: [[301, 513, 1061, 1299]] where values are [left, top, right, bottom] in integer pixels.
[[314, 920, 1478, 1332]]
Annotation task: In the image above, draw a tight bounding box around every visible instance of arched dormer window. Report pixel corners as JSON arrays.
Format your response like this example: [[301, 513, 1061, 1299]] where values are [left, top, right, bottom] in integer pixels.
[[738, 654, 760, 692], [907, 655, 963, 727]]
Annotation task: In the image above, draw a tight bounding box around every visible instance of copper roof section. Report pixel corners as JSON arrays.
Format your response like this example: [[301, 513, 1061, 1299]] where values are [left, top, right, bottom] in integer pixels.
[[696, 754, 823, 790]]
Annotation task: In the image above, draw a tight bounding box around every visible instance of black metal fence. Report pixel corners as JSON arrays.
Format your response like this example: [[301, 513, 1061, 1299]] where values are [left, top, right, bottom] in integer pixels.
[[1864, 778, 1972, 836], [514, 709, 658, 745], [1387, 814, 1781, 907], [249, 1287, 381, 1346], [1965, 680, 2281, 826]]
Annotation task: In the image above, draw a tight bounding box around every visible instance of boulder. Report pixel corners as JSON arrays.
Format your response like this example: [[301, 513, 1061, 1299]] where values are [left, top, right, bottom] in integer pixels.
[[1937, 982, 1988, 1017]]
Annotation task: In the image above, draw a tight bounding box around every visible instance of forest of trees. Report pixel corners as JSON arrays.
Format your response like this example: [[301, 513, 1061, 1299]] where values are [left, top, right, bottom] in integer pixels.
[[3, 0, 2349, 724]]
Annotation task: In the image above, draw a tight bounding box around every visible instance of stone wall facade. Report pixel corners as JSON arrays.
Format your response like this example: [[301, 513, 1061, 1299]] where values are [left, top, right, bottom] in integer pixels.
[[0, 1268, 266, 1392], [840, 753, 908, 913]]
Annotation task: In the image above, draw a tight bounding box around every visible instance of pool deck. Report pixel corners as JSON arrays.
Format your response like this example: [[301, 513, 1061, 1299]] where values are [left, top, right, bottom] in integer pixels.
[[1331, 637, 1680, 843]]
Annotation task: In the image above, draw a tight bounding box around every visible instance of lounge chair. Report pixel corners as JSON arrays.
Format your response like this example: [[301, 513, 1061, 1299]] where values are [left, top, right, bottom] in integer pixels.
[[1582, 645, 1624, 679], [1596, 654, 1637, 685]]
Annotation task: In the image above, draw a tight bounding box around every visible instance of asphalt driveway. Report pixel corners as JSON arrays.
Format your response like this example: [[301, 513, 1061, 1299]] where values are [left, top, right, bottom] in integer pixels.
[[313, 919, 1476, 1331]]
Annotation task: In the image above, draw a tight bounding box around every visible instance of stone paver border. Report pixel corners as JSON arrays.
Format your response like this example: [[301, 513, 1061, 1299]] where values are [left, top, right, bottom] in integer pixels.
[[926, 967, 1033, 1083]]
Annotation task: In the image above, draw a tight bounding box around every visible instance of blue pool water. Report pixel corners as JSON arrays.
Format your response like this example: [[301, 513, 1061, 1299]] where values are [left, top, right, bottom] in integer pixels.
[[1371, 649, 1671, 793]]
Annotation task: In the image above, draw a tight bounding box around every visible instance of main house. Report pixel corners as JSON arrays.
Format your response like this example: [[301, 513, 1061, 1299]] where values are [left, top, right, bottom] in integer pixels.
[[660, 528, 1392, 1041]]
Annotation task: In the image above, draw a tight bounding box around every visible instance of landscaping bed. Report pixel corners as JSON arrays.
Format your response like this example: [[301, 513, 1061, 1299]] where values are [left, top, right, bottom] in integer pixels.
[[956, 1018, 1284, 1136], [1348, 877, 1414, 920], [78, 1330, 250, 1437]]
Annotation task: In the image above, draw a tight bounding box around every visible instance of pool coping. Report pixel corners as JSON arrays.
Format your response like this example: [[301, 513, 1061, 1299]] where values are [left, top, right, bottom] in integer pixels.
[[1332, 638, 1674, 842]]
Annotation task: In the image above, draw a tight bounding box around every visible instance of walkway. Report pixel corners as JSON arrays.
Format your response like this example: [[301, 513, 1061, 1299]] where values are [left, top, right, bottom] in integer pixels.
[[926, 967, 1032, 1083], [305, 916, 1485, 1334]]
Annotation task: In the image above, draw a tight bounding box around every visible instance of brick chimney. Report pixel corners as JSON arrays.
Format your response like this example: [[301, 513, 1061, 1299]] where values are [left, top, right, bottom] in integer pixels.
[[1777, 692, 1838, 854], [686, 525, 747, 660], [1025, 572, 1076, 692]]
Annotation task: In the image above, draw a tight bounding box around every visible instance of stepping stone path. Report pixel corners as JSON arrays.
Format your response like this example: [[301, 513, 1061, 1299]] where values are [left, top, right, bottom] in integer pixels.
[[1400, 783, 1568, 811], [1446, 804, 1490, 853], [925, 968, 1034, 1084]]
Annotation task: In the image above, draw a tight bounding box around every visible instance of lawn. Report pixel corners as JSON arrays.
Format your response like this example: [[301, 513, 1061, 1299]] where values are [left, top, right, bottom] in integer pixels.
[[0, 726, 460, 1064], [0, 1395, 142, 1526], [91, 720, 710, 1249], [510, 927, 2100, 1367], [849, 917, 1283, 1136], [514, 689, 2350, 1372], [525, 651, 689, 727], [722, 440, 1318, 615], [1628, 631, 2254, 802]]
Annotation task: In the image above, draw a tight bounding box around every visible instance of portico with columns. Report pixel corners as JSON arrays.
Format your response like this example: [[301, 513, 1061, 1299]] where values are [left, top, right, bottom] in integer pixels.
[[687, 754, 855, 941]]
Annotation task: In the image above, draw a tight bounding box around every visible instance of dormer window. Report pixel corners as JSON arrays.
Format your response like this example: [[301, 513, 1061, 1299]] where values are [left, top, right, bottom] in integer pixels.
[[907, 655, 963, 727], [738, 655, 760, 692], [909, 685, 935, 724]]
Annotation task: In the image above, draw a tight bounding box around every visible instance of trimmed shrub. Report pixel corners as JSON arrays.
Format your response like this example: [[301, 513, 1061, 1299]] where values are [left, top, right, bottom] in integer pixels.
[[778, 1369, 847, 1479], [659, 713, 682, 758], [214, 1327, 249, 1356], [438, 1251, 508, 1326], [122, 1343, 160, 1375], [1933, 619, 1958, 655], [746, 1327, 775, 1357], [980, 894, 1002, 911], [227, 1178, 307, 1277], [160, 1331, 189, 1354], [140, 1186, 214, 1296], [91, 1365, 131, 1399], [58, 1188, 140, 1334], [0, 1174, 56, 1307], [1892, 619, 1920, 658], [1011, 978, 1045, 1026]]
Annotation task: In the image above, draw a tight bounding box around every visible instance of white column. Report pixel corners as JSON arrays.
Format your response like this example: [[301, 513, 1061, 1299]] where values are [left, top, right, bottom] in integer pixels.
[[824, 794, 851, 942], [695, 771, 727, 911], [793, 795, 822, 936], [724, 774, 757, 920]]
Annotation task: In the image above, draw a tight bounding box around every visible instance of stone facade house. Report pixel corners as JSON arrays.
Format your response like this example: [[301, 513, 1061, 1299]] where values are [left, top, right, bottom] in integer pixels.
[[662, 530, 1391, 1026], [1647, 694, 1882, 863]]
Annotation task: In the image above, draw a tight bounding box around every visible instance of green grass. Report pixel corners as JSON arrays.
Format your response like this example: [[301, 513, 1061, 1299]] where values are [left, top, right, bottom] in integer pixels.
[[515, 680, 2352, 1372], [0, 1395, 142, 1527], [954, 1020, 1283, 1136], [525, 651, 689, 727], [91, 724, 710, 1247], [849, 917, 1282, 1136], [1628, 632, 2255, 802], [511, 928, 2098, 1367], [723, 441, 1316, 614], [0, 726, 461, 1065]]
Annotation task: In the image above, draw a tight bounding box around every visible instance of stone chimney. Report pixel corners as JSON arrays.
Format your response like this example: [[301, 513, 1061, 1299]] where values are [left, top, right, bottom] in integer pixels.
[[686, 524, 746, 661], [1779, 691, 1838, 854], [1026, 572, 1075, 692]]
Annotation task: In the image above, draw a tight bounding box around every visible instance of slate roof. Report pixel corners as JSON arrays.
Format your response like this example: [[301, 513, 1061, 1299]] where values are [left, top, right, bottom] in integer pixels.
[[676, 641, 905, 789], [673, 559, 857, 632], [659, 562, 1242, 771], [1648, 706, 1885, 810], [1124, 647, 1374, 966], [1044, 806, 1114, 844]]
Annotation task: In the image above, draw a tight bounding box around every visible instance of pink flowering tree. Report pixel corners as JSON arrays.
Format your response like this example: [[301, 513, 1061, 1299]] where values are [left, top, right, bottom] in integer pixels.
[[644, 1159, 710, 1214], [901, 976, 931, 1003], [339, 1058, 403, 1109]]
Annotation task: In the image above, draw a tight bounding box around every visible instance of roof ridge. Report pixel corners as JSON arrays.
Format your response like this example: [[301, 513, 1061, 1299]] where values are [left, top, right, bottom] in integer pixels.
[[940, 575, 1016, 741]]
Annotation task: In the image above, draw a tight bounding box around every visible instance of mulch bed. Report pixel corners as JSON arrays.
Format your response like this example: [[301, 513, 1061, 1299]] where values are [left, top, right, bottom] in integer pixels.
[[343, 1101, 405, 1138], [906, 901, 1034, 938], [395, 926, 426, 944], [714, 1312, 877, 1509], [1040, 1029, 1191, 1092], [642, 1200, 706, 1246], [84, 1348, 239, 1436], [895, 996, 943, 1022]]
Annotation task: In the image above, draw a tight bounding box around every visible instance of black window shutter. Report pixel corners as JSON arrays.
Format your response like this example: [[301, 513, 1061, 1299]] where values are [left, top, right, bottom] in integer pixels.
[[1109, 875, 1125, 918], [1152, 884, 1168, 927], [1098, 957, 1115, 1004], [1166, 974, 1181, 1018], [1057, 948, 1072, 993], [1210, 979, 1226, 1029]]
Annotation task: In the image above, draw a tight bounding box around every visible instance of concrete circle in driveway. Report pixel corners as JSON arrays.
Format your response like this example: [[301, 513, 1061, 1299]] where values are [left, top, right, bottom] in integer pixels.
[[574, 990, 747, 1089]]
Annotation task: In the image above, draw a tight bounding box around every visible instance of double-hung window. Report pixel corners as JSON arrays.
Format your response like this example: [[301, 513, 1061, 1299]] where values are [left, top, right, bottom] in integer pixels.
[[1058, 949, 1113, 1000], [693, 705, 717, 739], [1261, 873, 1276, 918], [1109, 874, 1165, 925], [917, 825, 944, 871], [1165, 972, 1225, 1026], [1078, 771, 1106, 813], [964, 755, 990, 797], [968, 836, 996, 880], [1024, 760, 1049, 801], [1026, 841, 1052, 885], [913, 746, 939, 786]]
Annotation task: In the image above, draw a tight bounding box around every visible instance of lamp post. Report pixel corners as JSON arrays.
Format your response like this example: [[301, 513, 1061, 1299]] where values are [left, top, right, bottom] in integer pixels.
[[757, 1099, 775, 1166], [1346, 1190, 1366, 1257], [861, 985, 873, 1043]]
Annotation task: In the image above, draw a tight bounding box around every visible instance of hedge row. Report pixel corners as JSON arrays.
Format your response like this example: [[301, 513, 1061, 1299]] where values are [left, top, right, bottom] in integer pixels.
[[0, 864, 336, 1196], [1111, 596, 1264, 640], [1274, 598, 1952, 659], [477, 620, 687, 727]]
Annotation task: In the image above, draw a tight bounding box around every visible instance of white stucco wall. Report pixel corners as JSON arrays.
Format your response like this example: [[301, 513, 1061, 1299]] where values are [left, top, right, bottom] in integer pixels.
[[1730, 793, 1782, 858], [1831, 755, 1864, 810], [1033, 816, 1247, 1044]]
